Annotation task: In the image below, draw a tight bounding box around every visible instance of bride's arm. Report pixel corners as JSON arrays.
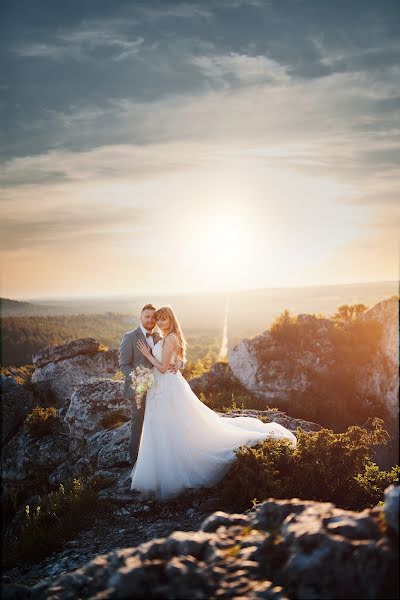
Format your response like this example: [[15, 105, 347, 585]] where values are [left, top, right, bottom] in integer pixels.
[[136, 336, 178, 374]]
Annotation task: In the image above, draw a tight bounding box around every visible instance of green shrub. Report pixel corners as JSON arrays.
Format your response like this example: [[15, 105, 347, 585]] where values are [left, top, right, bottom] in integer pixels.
[[25, 406, 60, 437], [354, 462, 400, 507], [217, 417, 398, 512], [3, 476, 99, 568]]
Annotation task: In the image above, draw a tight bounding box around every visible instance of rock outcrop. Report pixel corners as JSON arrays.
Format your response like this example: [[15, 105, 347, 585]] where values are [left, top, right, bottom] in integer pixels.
[[5, 485, 398, 600], [64, 378, 128, 437], [31, 338, 119, 406], [217, 408, 322, 434], [228, 317, 334, 405], [189, 361, 238, 396], [229, 296, 399, 421], [359, 297, 399, 417], [0, 374, 37, 444], [85, 421, 131, 470], [32, 338, 107, 368]]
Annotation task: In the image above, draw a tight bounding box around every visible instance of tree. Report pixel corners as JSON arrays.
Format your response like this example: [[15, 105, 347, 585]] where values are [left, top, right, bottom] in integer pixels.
[[332, 303, 368, 323]]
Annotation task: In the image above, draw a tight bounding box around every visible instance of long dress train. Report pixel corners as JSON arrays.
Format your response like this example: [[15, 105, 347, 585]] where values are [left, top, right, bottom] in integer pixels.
[[130, 340, 297, 499]]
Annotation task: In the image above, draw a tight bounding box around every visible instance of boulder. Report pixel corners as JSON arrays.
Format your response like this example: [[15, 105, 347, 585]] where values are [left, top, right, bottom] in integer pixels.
[[64, 378, 128, 437], [384, 484, 400, 536], [2, 423, 78, 484], [32, 338, 106, 368], [31, 340, 119, 407], [22, 486, 398, 600], [86, 421, 131, 469]]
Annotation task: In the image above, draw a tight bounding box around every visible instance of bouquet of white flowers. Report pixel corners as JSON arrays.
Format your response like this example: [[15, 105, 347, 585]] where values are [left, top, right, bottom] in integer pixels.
[[129, 365, 155, 408]]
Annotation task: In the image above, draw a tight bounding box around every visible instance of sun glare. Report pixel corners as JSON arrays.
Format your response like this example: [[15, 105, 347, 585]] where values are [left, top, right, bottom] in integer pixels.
[[203, 214, 245, 262], [183, 209, 258, 291]]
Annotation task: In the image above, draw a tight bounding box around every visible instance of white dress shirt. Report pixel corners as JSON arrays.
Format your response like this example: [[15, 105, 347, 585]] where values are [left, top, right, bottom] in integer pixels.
[[140, 324, 156, 348]]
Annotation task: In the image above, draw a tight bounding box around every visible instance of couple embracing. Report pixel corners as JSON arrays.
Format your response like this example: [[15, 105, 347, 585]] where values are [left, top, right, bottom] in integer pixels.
[[119, 303, 297, 500]]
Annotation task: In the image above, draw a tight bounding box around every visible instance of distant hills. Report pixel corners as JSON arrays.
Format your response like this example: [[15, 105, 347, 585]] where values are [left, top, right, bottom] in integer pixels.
[[2, 280, 398, 332], [1, 298, 63, 317], [1, 280, 398, 368]]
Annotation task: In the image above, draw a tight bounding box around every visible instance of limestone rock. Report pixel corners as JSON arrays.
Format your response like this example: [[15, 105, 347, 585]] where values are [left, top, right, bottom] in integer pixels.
[[359, 296, 399, 417], [216, 408, 322, 433], [1, 375, 37, 445], [64, 378, 129, 437], [32, 338, 106, 368], [21, 487, 398, 600], [31, 340, 119, 407], [229, 297, 399, 422], [189, 361, 239, 395], [2, 424, 74, 484], [229, 318, 335, 406], [384, 484, 400, 536], [86, 421, 131, 469], [1, 422, 82, 521], [361, 296, 399, 365]]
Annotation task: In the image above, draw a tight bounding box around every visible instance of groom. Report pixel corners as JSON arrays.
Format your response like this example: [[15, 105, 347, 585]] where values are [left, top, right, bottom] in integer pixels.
[[119, 303, 183, 466]]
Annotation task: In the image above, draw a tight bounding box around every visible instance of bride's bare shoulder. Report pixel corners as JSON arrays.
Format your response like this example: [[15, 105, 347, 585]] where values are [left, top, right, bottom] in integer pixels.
[[163, 332, 179, 346]]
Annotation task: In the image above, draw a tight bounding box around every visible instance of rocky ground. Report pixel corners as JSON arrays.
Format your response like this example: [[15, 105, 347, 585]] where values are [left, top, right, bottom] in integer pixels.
[[2, 481, 217, 589], [2, 485, 398, 599]]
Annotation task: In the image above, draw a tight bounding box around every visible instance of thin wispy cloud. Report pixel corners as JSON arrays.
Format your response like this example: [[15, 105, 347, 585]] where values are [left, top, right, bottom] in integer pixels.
[[190, 52, 291, 84], [12, 29, 146, 62]]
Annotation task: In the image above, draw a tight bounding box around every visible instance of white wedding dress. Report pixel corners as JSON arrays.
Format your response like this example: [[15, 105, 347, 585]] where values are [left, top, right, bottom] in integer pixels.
[[130, 340, 297, 500]]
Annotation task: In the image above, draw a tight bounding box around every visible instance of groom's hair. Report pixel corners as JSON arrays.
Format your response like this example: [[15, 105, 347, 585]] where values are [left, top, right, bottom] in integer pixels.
[[141, 303, 157, 313]]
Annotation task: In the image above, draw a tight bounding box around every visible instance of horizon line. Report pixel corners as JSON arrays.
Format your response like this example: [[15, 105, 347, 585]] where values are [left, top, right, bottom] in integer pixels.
[[3, 278, 399, 303]]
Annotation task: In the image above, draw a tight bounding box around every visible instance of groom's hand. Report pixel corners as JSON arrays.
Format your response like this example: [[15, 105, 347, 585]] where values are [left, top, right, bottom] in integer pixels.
[[167, 357, 180, 374]]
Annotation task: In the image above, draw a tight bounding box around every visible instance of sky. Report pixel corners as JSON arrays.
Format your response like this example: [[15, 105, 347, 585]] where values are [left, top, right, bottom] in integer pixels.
[[1, 0, 399, 300]]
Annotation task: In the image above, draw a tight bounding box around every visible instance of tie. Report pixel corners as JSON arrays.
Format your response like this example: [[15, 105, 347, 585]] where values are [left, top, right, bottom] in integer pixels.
[[146, 332, 153, 339]]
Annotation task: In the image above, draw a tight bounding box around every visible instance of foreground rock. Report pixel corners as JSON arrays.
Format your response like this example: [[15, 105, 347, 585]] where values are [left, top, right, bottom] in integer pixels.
[[6, 485, 398, 600], [1, 488, 213, 590], [31, 339, 119, 406]]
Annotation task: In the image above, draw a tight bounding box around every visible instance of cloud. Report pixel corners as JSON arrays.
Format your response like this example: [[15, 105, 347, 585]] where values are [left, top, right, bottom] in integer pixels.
[[135, 2, 214, 21], [0, 203, 149, 252], [11, 27, 146, 62], [190, 52, 291, 84], [1, 54, 399, 194]]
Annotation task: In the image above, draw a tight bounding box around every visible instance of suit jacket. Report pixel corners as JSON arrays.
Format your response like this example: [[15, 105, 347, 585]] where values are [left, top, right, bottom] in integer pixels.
[[119, 326, 162, 400]]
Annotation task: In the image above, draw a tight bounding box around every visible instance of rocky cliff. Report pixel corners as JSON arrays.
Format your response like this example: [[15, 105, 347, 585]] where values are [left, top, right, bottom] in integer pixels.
[[229, 296, 399, 420]]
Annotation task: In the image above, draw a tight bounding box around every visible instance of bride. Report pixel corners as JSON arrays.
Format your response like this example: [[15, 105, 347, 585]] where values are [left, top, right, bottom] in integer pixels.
[[130, 305, 297, 500]]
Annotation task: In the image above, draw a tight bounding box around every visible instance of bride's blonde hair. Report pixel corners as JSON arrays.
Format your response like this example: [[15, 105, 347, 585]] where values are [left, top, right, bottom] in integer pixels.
[[155, 305, 186, 363]]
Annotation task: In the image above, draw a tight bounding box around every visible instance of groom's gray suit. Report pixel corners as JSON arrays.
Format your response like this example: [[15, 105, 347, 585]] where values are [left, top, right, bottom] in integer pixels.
[[119, 326, 162, 466]]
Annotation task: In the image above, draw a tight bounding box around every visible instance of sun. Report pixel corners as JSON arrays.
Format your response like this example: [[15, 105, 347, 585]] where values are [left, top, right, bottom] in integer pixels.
[[203, 214, 245, 262]]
